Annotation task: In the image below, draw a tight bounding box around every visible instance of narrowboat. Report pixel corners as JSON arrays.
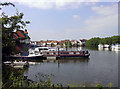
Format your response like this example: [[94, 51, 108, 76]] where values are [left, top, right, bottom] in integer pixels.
[[42, 50, 90, 58]]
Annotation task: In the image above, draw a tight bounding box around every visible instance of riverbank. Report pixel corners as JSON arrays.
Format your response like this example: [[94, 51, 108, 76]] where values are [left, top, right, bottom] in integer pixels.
[[2, 63, 66, 88]]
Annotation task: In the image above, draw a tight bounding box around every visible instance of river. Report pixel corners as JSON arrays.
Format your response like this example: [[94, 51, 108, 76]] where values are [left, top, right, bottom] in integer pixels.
[[23, 47, 118, 87]]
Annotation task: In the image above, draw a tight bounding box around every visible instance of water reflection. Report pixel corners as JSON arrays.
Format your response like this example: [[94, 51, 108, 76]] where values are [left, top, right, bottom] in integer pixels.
[[42, 58, 90, 69], [43, 58, 90, 63], [23, 47, 118, 87]]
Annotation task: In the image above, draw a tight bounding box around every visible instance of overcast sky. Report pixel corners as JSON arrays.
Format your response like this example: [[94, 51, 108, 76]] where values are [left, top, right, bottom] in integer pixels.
[[1, 0, 119, 41]]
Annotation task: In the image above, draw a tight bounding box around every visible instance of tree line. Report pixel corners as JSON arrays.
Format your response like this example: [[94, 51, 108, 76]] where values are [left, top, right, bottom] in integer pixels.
[[85, 36, 120, 47]]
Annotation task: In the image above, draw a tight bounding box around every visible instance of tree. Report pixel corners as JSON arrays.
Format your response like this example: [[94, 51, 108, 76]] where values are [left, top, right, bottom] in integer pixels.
[[85, 37, 101, 47], [85, 36, 120, 47], [1, 2, 30, 60]]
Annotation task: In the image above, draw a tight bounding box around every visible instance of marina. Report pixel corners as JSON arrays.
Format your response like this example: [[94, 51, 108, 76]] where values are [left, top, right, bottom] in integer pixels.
[[23, 47, 118, 87], [10, 47, 90, 60], [1, 1, 119, 88], [98, 43, 120, 51]]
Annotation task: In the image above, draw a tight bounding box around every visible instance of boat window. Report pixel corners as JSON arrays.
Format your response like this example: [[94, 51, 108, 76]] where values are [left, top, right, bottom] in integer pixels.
[[29, 53, 33, 54], [76, 52, 79, 54], [44, 53, 47, 55], [49, 52, 53, 55], [61, 52, 68, 54], [44, 48, 48, 50], [69, 52, 74, 54]]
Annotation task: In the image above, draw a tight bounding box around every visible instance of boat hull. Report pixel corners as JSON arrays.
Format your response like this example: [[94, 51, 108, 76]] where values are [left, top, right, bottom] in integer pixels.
[[42, 51, 90, 58], [10, 55, 44, 60]]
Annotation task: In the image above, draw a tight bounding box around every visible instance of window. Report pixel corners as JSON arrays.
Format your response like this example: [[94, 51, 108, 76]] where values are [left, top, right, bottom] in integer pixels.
[[76, 52, 79, 54], [69, 52, 74, 54], [49, 52, 53, 55]]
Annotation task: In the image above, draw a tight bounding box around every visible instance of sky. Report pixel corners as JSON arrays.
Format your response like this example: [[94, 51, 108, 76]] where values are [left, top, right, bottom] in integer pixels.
[[0, 0, 119, 41]]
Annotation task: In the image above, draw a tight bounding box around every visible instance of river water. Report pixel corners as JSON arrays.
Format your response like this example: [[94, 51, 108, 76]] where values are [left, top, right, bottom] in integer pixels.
[[23, 47, 118, 87]]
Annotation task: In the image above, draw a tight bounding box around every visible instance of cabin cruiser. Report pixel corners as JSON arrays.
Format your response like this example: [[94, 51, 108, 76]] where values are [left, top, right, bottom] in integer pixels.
[[111, 44, 115, 51], [98, 44, 104, 50], [103, 44, 110, 48], [11, 48, 43, 59], [112, 44, 120, 51], [34, 47, 56, 52]]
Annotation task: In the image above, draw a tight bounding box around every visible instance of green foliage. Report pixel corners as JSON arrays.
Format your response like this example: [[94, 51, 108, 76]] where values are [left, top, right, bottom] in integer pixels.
[[85, 37, 101, 47], [85, 36, 120, 47], [96, 84, 103, 89], [1, 2, 30, 60]]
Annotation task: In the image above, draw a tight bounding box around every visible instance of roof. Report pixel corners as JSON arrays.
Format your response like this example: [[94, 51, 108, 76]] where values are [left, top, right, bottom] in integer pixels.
[[80, 39, 87, 42], [13, 29, 30, 39]]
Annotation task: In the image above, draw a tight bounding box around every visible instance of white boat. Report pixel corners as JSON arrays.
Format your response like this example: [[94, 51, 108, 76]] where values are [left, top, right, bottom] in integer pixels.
[[111, 44, 115, 51], [11, 48, 44, 59], [10, 60, 29, 68], [28, 62, 41, 65], [114, 44, 120, 51], [111, 44, 120, 51], [34, 47, 56, 52], [31, 47, 67, 53], [4, 61, 11, 64], [103, 44, 110, 48], [13, 60, 28, 64], [98, 44, 104, 50]]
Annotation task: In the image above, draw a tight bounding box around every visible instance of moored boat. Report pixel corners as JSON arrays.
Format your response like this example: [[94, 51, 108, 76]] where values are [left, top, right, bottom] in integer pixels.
[[103, 44, 110, 48], [114, 44, 120, 51], [98, 44, 104, 50], [11, 47, 90, 59], [42, 50, 90, 59], [110, 44, 120, 51]]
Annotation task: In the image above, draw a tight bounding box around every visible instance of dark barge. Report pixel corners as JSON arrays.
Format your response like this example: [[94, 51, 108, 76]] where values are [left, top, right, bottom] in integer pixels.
[[42, 50, 90, 59]]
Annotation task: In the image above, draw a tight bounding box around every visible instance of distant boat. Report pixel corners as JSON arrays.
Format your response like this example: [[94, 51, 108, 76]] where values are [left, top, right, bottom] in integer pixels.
[[103, 44, 110, 48], [111, 44, 115, 51], [5, 60, 29, 68], [98, 44, 104, 50], [110, 44, 120, 51], [114, 44, 120, 51]]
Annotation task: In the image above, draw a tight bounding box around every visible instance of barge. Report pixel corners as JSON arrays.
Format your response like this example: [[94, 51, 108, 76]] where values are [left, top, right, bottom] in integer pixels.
[[42, 50, 90, 59]]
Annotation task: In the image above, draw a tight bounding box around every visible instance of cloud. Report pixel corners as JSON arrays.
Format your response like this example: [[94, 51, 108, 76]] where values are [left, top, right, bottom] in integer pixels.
[[83, 4, 118, 37], [91, 4, 117, 16], [0, 0, 119, 9], [73, 14, 80, 19], [29, 3, 118, 40]]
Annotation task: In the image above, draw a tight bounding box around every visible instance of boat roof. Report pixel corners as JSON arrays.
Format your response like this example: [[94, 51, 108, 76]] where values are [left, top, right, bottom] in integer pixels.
[[35, 47, 51, 49]]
